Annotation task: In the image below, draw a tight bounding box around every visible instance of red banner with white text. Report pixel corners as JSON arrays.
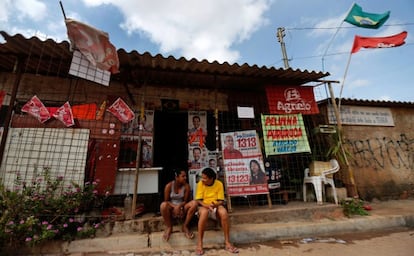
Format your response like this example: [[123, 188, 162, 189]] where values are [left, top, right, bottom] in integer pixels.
[[266, 86, 319, 115]]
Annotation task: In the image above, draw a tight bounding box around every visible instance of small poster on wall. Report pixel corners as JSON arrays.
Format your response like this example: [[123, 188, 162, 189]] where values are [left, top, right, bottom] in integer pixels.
[[187, 111, 207, 147], [122, 110, 154, 136]]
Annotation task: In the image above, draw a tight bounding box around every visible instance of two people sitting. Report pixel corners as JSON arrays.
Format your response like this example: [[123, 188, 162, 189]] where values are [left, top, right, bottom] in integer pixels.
[[160, 167, 239, 255]]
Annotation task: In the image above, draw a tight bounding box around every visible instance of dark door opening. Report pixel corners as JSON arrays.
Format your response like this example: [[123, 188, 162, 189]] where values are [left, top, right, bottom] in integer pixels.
[[153, 111, 188, 199]]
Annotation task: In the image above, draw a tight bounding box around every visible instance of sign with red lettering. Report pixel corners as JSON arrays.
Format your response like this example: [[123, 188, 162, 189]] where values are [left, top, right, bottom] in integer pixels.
[[266, 86, 319, 115], [220, 130, 269, 196], [261, 114, 311, 156]]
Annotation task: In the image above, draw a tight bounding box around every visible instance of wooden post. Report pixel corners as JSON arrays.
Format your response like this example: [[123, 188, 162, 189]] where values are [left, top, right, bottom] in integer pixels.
[[131, 94, 145, 218], [0, 57, 24, 167], [327, 82, 358, 197], [267, 193, 272, 208]]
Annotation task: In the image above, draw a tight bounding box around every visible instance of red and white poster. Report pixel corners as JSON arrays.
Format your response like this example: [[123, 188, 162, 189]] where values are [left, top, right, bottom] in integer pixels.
[[107, 97, 135, 123], [53, 101, 75, 127], [266, 85, 319, 115], [21, 95, 51, 123], [65, 18, 119, 74], [188, 111, 207, 148], [220, 130, 268, 196]]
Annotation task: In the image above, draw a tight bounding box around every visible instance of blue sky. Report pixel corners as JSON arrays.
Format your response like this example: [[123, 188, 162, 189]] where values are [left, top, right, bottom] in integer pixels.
[[1, 0, 413, 102]]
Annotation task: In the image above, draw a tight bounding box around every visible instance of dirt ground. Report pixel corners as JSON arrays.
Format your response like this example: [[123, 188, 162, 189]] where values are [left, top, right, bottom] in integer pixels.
[[83, 227, 414, 256], [235, 227, 414, 256]]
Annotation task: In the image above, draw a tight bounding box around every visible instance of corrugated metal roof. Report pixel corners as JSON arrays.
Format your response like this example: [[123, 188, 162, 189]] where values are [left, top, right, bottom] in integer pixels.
[[0, 31, 329, 90], [318, 98, 414, 107]]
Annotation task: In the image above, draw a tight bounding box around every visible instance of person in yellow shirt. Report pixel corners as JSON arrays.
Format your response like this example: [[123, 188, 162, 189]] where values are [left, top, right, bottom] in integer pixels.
[[195, 167, 239, 255]]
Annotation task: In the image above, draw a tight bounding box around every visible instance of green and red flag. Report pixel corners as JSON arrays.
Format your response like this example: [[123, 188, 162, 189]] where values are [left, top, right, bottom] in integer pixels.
[[344, 3, 390, 29], [351, 31, 408, 53]]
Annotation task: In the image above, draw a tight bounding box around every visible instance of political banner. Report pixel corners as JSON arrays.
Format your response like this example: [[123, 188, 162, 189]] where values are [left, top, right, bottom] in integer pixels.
[[220, 130, 268, 196], [261, 114, 311, 156], [265, 86, 319, 115]]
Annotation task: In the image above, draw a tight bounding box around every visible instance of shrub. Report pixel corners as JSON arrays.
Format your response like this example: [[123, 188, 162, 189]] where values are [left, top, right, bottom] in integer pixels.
[[0, 168, 107, 249], [340, 197, 369, 217]]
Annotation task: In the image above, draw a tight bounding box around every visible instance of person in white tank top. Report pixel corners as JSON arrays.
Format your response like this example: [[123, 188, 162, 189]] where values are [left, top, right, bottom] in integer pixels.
[[160, 169, 198, 242]]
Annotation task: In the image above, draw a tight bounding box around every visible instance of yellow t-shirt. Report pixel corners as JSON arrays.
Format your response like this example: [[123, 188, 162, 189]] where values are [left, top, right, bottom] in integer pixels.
[[195, 179, 225, 205]]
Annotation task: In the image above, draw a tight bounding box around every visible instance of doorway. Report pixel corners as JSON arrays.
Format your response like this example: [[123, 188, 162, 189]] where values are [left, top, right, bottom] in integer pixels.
[[153, 111, 188, 197]]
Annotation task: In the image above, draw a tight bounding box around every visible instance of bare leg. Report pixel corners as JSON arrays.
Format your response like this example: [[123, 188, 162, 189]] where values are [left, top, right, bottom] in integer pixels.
[[160, 201, 173, 241], [197, 207, 209, 252], [217, 205, 232, 247], [183, 200, 197, 237]]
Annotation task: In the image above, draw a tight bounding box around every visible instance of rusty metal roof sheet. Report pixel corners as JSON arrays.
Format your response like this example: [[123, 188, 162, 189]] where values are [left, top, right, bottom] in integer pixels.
[[318, 98, 414, 107], [0, 31, 329, 90]]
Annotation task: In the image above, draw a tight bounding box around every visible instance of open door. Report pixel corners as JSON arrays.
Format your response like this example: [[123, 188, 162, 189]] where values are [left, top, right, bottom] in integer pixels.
[[153, 111, 188, 199]]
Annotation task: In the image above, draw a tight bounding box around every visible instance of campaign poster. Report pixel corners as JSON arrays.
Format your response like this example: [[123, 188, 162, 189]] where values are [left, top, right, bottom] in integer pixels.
[[187, 111, 207, 147], [261, 114, 311, 156], [220, 130, 269, 196], [141, 135, 153, 168], [120, 110, 155, 168], [188, 144, 208, 198], [122, 109, 154, 136], [188, 111, 208, 198], [118, 135, 154, 168]]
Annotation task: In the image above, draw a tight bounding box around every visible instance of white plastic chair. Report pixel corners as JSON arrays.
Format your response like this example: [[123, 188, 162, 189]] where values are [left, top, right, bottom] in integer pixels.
[[303, 159, 340, 205]]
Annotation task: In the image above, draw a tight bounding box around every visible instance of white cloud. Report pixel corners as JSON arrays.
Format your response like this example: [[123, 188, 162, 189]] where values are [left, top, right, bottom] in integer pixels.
[[15, 0, 47, 22], [0, 0, 12, 23], [81, 0, 272, 63], [347, 78, 370, 89]]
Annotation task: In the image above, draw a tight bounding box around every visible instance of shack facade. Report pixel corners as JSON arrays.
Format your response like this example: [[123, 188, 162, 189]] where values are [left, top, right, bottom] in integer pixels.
[[1, 31, 411, 211]]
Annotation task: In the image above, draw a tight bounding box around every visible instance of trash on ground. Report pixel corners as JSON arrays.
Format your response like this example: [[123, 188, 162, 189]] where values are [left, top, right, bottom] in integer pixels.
[[280, 240, 294, 245], [300, 237, 347, 244]]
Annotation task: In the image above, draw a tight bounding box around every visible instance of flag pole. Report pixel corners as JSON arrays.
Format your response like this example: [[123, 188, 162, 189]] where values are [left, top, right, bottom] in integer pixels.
[[321, 21, 344, 72], [338, 52, 353, 110], [59, 1, 67, 20], [321, 2, 354, 71]]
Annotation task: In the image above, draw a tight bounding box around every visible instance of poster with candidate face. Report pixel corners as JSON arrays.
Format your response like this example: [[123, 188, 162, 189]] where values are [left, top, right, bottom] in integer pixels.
[[220, 130, 269, 196]]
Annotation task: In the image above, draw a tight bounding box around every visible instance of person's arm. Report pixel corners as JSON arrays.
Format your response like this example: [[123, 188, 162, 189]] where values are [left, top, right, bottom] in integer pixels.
[[195, 182, 209, 209], [183, 184, 191, 203], [163, 182, 172, 203], [213, 181, 225, 208]]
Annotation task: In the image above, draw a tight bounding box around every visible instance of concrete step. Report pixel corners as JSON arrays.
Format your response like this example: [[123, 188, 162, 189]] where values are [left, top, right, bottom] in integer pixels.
[[103, 201, 343, 236]]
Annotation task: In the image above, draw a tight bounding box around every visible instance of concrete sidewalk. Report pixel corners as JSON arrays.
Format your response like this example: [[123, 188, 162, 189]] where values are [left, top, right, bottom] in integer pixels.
[[27, 199, 414, 255]]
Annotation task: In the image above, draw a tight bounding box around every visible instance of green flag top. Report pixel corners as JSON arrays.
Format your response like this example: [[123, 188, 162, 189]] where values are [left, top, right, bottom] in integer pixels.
[[344, 3, 390, 29]]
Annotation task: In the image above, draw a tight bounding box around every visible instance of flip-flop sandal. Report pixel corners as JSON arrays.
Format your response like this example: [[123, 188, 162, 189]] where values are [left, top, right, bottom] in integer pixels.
[[185, 231, 195, 239], [225, 245, 239, 254], [195, 248, 204, 255], [162, 231, 171, 242]]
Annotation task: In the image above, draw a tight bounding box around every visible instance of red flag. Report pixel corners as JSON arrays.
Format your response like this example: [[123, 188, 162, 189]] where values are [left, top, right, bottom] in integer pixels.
[[351, 31, 408, 54], [21, 96, 51, 123], [65, 18, 119, 74], [53, 102, 75, 127], [107, 98, 135, 123]]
